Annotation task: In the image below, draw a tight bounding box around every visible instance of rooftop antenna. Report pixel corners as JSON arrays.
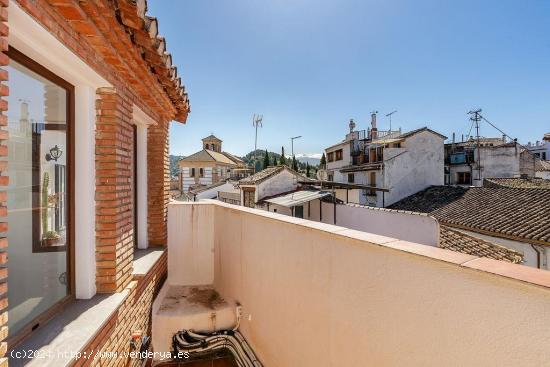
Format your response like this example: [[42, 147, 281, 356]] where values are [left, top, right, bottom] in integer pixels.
[[468, 108, 482, 184], [252, 114, 263, 172], [385, 110, 397, 131], [290, 135, 302, 157]]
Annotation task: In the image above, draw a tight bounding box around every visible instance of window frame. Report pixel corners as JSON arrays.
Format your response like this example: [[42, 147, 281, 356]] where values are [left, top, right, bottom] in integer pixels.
[[6, 46, 76, 349], [335, 149, 343, 161]]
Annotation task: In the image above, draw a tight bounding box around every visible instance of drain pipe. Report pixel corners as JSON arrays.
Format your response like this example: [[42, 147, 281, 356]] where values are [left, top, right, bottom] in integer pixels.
[[531, 244, 543, 269]]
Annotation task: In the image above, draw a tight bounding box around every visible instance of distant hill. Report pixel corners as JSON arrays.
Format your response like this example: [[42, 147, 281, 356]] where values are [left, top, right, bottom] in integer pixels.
[[242, 150, 320, 177], [170, 155, 185, 177], [242, 150, 281, 172], [296, 155, 321, 166]]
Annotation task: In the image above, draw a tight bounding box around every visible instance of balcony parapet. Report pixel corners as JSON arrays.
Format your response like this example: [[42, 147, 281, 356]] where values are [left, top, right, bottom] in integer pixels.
[[166, 200, 550, 366]]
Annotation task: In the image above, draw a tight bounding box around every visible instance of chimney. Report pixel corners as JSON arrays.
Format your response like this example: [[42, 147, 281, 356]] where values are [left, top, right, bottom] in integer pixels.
[[452, 132, 456, 144], [370, 111, 378, 139], [502, 135, 506, 143], [349, 118, 356, 133]]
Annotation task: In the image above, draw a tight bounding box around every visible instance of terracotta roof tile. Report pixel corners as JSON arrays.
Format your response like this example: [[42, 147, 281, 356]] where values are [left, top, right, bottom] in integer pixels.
[[239, 166, 306, 185], [117, 0, 190, 121], [389, 186, 550, 245], [440, 226, 523, 264], [484, 177, 550, 189]]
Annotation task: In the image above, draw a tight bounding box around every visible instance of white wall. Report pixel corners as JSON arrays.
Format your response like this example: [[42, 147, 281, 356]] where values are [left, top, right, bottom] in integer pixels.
[[256, 169, 299, 202], [194, 182, 236, 201], [475, 145, 521, 185], [326, 142, 350, 183], [167, 203, 215, 286], [457, 228, 541, 269], [199, 167, 213, 186], [168, 201, 550, 367], [382, 131, 445, 207], [266, 203, 292, 216], [305, 202, 439, 246]]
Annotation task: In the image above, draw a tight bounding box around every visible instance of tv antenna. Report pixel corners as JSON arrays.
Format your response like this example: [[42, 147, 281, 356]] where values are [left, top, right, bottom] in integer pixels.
[[252, 114, 263, 171], [386, 110, 397, 131], [467, 109, 482, 184]]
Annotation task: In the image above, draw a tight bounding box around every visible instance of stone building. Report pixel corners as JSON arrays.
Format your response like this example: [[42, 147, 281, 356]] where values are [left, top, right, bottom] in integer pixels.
[[178, 135, 250, 192]]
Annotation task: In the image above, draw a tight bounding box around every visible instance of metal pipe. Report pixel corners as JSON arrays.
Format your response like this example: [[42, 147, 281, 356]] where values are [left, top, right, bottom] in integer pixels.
[[531, 244, 542, 269]]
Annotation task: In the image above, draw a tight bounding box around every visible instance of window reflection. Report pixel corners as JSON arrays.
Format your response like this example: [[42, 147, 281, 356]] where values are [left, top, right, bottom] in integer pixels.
[[5, 56, 70, 338]]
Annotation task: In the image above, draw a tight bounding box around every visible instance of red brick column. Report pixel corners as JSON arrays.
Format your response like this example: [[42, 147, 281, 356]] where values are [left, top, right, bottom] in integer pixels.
[[95, 88, 134, 293], [0, 1, 8, 364], [147, 122, 170, 246]]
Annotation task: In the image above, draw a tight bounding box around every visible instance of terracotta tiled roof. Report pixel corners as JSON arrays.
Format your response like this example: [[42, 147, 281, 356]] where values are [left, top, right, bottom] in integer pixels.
[[239, 166, 285, 185], [48, 0, 191, 122], [239, 166, 307, 185], [116, 0, 190, 121], [440, 226, 523, 264], [180, 150, 237, 165], [389, 186, 550, 245], [398, 127, 447, 140], [202, 135, 222, 142], [221, 152, 244, 165], [484, 177, 550, 190], [536, 160, 550, 172]]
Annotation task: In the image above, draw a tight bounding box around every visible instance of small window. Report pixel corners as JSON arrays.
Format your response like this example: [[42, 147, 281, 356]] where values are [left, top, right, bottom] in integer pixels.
[[348, 173, 354, 183], [368, 172, 376, 195], [328, 174, 334, 181], [327, 152, 334, 162], [456, 172, 471, 185], [191, 168, 195, 177], [335, 149, 343, 161], [200, 168, 204, 177], [543, 152, 547, 160]]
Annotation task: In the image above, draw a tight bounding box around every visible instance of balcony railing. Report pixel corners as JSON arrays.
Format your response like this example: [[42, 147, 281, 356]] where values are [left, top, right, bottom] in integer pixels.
[[166, 201, 550, 367]]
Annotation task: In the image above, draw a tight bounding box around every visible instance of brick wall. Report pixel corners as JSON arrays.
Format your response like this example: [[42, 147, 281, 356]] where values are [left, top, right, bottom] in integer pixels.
[[95, 88, 135, 293], [74, 250, 167, 367], [0, 0, 8, 366], [3, 0, 178, 362], [147, 123, 170, 246]]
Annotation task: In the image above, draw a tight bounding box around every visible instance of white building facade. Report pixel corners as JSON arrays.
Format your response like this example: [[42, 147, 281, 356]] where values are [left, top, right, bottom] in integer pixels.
[[325, 114, 445, 207], [445, 137, 536, 186]]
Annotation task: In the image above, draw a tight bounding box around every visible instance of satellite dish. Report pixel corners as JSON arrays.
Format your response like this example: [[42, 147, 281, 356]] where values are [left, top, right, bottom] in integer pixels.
[[317, 169, 328, 181]]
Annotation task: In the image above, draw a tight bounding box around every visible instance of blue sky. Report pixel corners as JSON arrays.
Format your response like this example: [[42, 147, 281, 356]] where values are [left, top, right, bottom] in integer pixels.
[[148, 0, 550, 157]]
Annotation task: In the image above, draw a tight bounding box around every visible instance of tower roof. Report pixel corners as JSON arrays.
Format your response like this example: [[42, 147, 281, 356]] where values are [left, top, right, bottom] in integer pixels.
[[202, 135, 222, 142]]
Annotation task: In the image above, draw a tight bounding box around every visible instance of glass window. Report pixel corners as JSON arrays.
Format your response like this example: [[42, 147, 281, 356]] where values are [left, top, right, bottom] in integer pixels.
[[5, 50, 72, 341]]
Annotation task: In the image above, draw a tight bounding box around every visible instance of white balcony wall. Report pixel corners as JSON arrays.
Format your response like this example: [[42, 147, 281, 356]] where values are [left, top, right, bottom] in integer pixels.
[[168, 201, 550, 367]]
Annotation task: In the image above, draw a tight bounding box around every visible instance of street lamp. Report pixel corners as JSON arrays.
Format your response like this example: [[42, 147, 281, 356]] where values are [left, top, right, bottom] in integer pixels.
[[290, 136, 302, 157]]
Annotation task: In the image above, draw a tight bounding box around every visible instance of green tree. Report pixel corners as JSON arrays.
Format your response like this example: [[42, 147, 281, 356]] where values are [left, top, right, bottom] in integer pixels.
[[262, 149, 270, 170], [320, 152, 326, 169], [279, 146, 287, 166], [306, 162, 310, 177], [292, 155, 298, 171]]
